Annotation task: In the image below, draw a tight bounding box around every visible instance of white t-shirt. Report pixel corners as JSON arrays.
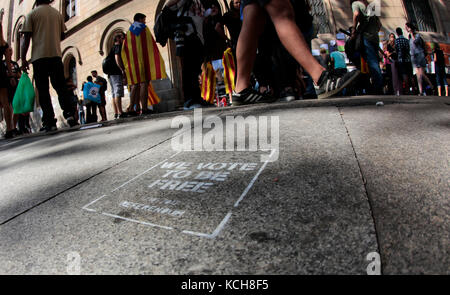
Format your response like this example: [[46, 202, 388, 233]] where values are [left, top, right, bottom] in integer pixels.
[[22, 4, 66, 63]]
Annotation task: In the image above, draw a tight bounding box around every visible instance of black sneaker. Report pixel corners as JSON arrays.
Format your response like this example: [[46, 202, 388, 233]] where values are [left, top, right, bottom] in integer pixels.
[[232, 87, 277, 106], [114, 114, 119, 119], [279, 88, 296, 102], [66, 117, 79, 127], [119, 113, 128, 119], [141, 109, 153, 116], [44, 125, 57, 132], [315, 70, 360, 99], [4, 130, 14, 139]]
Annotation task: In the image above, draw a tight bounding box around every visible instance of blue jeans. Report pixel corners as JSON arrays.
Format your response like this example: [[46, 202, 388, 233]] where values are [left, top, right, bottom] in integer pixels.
[[363, 37, 383, 91]]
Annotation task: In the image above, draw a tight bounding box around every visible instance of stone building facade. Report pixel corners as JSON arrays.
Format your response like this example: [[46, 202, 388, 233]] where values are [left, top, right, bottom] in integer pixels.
[[0, 0, 449, 131]]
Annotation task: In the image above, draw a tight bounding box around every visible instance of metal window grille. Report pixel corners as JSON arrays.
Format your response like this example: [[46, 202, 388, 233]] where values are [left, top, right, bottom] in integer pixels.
[[403, 0, 437, 32], [308, 0, 331, 34]]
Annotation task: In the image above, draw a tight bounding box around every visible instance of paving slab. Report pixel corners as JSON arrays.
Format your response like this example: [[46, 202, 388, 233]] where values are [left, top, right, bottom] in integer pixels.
[[0, 117, 182, 224], [340, 103, 450, 274], [0, 106, 377, 274]]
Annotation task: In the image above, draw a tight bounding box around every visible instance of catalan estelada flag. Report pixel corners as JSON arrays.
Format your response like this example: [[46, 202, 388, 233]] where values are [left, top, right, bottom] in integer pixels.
[[200, 62, 216, 104], [222, 48, 236, 94], [147, 82, 161, 106], [361, 57, 369, 74], [121, 22, 167, 86]]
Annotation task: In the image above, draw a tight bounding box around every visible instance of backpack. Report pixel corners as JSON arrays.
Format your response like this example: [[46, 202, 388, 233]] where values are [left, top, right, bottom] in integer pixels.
[[102, 47, 117, 75], [154, 6, 178, 47]]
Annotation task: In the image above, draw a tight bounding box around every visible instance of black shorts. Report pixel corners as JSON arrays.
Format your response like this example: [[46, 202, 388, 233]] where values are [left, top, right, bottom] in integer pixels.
[[0, 64, 8, 89], [242, 0, 271, 9], [397, 61, 413, 77]]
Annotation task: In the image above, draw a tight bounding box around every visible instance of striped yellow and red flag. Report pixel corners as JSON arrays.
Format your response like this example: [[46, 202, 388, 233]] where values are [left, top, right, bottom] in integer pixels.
[[201, 62, 216, 104], [361, 57, 369, 74], [147, 82, 161, 106], [121, 26, 167, 86], [222, 48, 236, 94]]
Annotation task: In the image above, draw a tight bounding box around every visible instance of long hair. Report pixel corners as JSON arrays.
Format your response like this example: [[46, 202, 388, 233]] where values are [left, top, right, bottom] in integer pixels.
[[405, 22, 417, 33]]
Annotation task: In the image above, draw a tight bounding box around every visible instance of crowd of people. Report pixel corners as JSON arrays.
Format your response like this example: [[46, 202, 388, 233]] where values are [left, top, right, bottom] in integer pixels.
[[1, 0, 449, 140]]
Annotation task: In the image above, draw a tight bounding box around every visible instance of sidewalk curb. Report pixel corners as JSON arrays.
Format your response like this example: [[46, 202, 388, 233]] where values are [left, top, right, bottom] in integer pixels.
[[2, 96, 449, 142]]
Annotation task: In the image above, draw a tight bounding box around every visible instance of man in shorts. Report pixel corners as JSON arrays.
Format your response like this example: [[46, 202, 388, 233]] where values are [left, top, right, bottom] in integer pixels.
[[108, 33, 127, 119]]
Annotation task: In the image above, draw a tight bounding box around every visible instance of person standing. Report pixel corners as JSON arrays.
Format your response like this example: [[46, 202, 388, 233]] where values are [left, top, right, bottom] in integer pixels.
[[91, 70, 108, 121], [330, 50, 348, 77], [166, 0, 210, 109], [108, 33, 127, 119], [121, 13, 167, 115], [386, 33, 400, 95], [221, 0, 242, 50], [433, 43, 448, 97], [4, 46, 23, 134], [0, 20, 15, 139], [82, 77, 100, 123], [21, 0, 78, 131], [395, 27, 413, 95], [406, 22, 432, 96], [351, 0, 383, 94]]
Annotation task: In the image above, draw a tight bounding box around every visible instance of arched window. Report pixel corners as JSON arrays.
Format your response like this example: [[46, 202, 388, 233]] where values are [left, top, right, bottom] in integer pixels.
[[64, 0, 78, 22], [12, 16, 26, 61], [105, 29, 126, 55], [68, 56, 77, 86]]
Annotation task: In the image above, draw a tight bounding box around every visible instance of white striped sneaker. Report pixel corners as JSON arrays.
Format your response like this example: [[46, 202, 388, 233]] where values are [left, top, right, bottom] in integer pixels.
[[232, 87, 277, 106]]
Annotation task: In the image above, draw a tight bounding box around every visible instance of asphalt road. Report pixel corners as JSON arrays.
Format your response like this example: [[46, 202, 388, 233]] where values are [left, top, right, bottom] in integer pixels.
[[0, 96, 448, 274]]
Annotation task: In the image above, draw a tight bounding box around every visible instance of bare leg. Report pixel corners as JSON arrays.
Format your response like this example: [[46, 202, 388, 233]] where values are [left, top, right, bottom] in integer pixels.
[[140, 82, 149, 112], [112, 97, 119, 115], [129, 84, 140, 112], [416, 68, 423, 94], [437, 86, 442, 96], [235, 3, 267, 93], [264, 0, 325, 84], [445, 85, 449, 96], [0, 89, 13, 131]]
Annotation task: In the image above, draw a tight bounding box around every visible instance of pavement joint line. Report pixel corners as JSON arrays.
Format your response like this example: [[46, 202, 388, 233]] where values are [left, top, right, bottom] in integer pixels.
[[2, 96, 447, 144], [337, 106, 384, 274], [81, 151, 181, 212], [0, 134, 183, 227], [234, 149, 276, 208]]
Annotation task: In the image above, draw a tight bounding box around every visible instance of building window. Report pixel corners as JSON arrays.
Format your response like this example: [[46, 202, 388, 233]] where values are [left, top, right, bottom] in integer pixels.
[[69, 56, 77, 85], [65, 0, 78, 22], [403, 0, 437, 32], [308, 0, 331, 34]]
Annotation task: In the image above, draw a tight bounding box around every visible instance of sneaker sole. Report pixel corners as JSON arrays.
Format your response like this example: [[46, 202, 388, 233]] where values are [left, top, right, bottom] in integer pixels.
[[279, 96, 296, 102], [318, 71, 361, 99]]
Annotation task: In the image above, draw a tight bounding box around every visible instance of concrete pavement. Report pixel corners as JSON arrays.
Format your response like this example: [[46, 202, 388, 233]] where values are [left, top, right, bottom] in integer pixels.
[[0, 96, 448, 274]]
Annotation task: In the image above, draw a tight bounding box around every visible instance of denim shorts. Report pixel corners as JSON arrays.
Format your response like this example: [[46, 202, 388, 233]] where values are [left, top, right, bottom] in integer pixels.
[[412, 52, 427, 68], [108, 75, 124, 98]]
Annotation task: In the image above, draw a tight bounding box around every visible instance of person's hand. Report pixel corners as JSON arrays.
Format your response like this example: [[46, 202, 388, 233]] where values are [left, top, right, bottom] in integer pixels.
[[21, 59, 29, 72]]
